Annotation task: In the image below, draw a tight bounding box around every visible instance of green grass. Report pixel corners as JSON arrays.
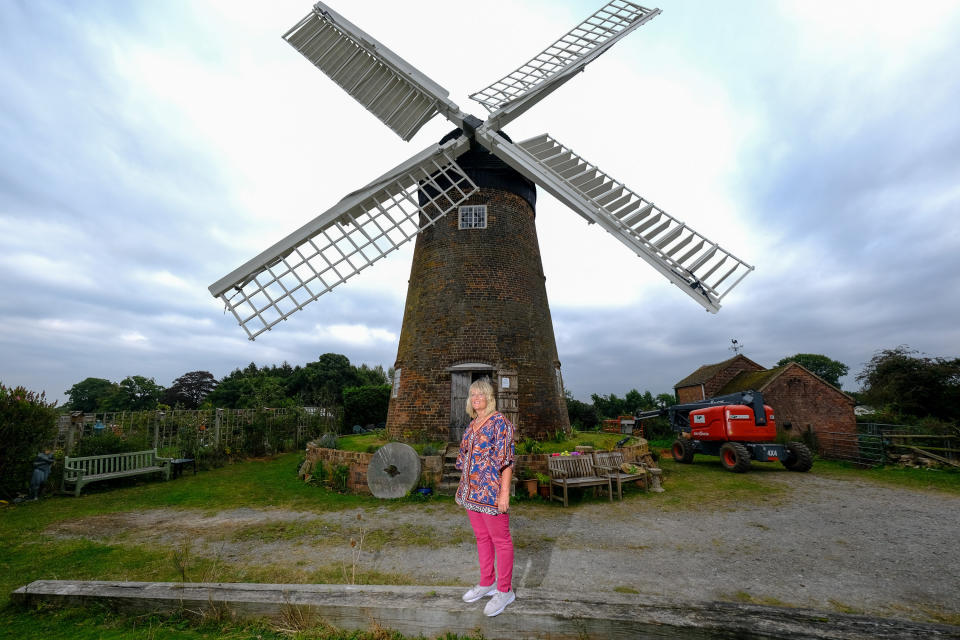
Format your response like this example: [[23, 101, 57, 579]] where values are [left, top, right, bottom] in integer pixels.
[[653, 457, 791, 510], [0, 453, 473, 639], [813, 459, 960, 494], [336, 434, 446, 455], [0, 605, 480, 639], [534, 430, 635, 453], [5, 447, 959, 637]]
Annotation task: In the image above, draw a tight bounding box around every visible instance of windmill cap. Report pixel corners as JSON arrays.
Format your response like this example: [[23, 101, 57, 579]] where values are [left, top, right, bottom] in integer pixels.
[[421, 129, 535, 210]]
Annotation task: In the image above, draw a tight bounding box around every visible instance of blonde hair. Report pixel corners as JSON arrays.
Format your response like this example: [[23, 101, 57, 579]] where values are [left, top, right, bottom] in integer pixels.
[[466, 377, 497, 418]]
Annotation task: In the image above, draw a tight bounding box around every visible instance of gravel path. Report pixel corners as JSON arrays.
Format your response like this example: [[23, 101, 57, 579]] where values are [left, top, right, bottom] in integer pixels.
[[47, 471, 960, 624]]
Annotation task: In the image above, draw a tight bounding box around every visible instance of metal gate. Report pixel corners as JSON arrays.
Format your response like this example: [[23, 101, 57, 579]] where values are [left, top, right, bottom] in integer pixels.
[[816, 431, 885, 466]]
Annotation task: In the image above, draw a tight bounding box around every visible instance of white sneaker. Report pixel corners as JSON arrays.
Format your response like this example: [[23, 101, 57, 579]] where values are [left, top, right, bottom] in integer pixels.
[[483, 589, 515, 617], [462, 583, 497, 603]]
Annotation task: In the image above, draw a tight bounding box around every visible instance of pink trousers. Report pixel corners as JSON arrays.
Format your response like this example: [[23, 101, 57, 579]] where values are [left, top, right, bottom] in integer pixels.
[[466, 509, 514, 592]]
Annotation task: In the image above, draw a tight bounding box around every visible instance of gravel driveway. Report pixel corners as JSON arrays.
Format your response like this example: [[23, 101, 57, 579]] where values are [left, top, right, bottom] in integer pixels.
[[48, 469, 960, 625]]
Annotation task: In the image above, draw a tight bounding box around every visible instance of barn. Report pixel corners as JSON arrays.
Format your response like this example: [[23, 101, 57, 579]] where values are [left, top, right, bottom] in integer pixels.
[[674, 356, 856, 456]]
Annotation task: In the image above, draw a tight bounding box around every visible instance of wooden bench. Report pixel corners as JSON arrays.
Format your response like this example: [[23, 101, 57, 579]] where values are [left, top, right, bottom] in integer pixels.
[[547, 455, 612, 507], [62, 449, 172, 496], [593, 451, 649, 500]]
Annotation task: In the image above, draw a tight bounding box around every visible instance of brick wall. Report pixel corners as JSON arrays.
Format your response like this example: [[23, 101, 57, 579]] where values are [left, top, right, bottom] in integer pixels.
[[303, 443, 442, 495], [387, 187, 569, 442], [764, 367, 856, 453], [676, 385, 705, 403]]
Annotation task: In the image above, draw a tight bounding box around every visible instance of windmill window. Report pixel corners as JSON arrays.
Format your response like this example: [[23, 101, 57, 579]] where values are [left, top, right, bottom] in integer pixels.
[[458, 205, 487, 229], [392, 368, 401, 398]]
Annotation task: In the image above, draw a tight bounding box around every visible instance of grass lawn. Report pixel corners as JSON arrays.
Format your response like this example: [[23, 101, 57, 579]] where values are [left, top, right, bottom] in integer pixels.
[[3, 447, 958, 638], [0, 453, 441, 639]]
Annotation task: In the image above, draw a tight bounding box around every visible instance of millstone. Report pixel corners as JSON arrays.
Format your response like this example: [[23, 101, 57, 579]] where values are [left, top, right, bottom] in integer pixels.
[[367, 443, 421, 499]]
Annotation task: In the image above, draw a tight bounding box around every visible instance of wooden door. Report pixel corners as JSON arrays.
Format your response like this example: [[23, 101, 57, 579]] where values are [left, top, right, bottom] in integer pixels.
[[449, 371, 471, 442]]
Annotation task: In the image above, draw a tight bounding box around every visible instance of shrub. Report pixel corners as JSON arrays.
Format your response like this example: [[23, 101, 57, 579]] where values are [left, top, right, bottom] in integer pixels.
[[74, 430, 152, 457], [331, 463, 350, 492], [0, 383, 60, 500], [420, 444, 441, 457], [516, 438, 543, 455], [318, 432, 339, 449], [342, 385, 391, 432]]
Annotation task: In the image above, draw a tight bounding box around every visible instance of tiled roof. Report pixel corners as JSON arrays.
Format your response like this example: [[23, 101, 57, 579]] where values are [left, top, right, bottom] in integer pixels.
[[717, 363, 855, 403], [674, 355, 763, 388], [716, 366, 788, 395]]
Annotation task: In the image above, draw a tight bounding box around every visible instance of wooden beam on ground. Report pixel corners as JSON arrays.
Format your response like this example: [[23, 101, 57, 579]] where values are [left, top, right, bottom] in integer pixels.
[[11, 581, 960, 640], [908, 446, 960, 468]]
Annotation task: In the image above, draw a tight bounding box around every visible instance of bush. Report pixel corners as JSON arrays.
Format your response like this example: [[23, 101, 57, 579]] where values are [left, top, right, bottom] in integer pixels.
[[74, 430, 152, 457], [0, 383, 60, 500], [318, 432, 339, 450], [331, 463, 350, 492], [342, 385, 391, 432]]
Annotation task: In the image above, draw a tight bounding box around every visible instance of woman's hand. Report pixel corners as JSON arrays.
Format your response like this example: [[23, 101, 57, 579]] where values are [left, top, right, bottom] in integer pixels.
[[497, 465, 512, 513], [497, 491, 510, 513]]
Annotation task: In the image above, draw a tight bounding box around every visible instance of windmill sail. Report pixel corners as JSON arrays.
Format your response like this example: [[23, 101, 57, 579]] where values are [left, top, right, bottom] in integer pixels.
[[284, 2, 466, 140], [471, 1, 660, 130], [209, 137, 477, 339], [477, 131, 752, 312]]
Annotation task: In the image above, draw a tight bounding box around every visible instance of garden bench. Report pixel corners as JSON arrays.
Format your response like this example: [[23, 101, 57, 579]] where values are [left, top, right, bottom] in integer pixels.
[[547, 455, 612, 507], [594, 450, 649, 500], [62, 449, 172, 497]]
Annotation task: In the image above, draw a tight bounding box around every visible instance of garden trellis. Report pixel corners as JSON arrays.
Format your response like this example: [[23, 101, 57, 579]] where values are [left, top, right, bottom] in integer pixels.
[[54, 406, 341, 457]]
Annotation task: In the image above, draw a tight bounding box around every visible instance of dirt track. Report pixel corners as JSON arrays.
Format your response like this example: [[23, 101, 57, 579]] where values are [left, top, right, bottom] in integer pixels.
[[47, 470, 960, 625]]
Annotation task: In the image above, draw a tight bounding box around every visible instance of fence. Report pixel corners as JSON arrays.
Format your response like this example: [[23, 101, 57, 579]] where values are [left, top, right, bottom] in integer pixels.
[[816, 423, 959, 467], [54, 406, 342, 457]]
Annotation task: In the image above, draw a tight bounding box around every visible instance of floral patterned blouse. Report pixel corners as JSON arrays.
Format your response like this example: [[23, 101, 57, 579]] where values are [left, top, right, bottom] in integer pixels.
[[455, 411, 515, 515]]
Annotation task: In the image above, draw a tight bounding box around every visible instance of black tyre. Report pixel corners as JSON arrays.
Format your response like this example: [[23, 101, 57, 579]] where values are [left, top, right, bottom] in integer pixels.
[[719, 442, 751, 473], [782, 441, 813, 472], [671, 439, 695, 464]]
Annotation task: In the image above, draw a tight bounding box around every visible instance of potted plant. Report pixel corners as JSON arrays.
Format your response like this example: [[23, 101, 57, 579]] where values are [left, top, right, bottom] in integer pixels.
[[535, 472, 551, 499], [519, 468, 538, 498]]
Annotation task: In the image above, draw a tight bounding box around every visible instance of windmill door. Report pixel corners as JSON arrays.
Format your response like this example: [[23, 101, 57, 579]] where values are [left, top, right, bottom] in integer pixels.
[[450, 373, 471, 442], [449, 367, 496, 442]]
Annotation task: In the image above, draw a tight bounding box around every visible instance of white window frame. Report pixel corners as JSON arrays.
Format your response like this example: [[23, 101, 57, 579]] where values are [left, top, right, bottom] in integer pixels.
[[458, 205, 487, 229], [392, 368, 402, 398]]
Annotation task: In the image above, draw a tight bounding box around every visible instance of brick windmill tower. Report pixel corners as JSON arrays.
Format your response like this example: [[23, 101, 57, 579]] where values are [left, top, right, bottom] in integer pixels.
[[209, 1, 754, 443]]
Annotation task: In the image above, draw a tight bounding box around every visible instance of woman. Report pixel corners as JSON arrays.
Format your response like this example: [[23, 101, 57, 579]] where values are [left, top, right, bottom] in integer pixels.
[[455, 377, 516, 617]]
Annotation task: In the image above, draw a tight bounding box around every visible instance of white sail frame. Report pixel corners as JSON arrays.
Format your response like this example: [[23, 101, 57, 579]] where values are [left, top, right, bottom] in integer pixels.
[[284, 2, 467, 140], [476, 130, 753, 312], [210, 137, 476, 339]]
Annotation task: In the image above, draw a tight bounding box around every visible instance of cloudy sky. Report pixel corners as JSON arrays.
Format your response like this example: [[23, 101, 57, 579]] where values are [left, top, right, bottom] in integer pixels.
[[2, 0, 959, 406]]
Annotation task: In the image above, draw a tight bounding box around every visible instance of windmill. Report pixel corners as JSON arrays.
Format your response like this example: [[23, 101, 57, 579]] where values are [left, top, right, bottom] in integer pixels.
[[208, 1, 754, 442]]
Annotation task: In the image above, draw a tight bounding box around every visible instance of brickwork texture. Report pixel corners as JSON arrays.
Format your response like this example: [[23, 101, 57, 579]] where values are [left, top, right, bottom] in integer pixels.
[[386, 187, 569, 442]]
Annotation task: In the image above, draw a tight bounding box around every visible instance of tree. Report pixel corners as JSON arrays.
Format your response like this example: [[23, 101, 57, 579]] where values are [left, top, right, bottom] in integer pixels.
[[343, 385, 391, 428], [565, 390, 599, 429], [656, 393, 677, 409], [777, 353, 849, 388], [856, 346, 960, 421], [354, 363, 389, 387], [288, 354, 362, 405], [65, 377, 117, 412], [162, 371, 218, 409], [206, 373, 292, 409], [0, 383, 59, 499], [591, 393, 625, 419], [112, 376, 164, 411]]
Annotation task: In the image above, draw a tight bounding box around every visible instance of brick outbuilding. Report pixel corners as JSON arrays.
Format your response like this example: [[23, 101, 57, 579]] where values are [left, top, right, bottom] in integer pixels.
[[675, 357, 856, 456], [673, 355, 765, 404]]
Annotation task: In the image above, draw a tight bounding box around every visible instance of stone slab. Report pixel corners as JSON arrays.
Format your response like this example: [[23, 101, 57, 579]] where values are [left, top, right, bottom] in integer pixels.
[[11, 581, 959, 640]]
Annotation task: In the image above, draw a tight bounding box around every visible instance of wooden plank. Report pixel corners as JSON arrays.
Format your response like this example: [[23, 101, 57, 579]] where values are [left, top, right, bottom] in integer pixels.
[[907, 447, 960, 468], [11, 580, 956, 640]]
